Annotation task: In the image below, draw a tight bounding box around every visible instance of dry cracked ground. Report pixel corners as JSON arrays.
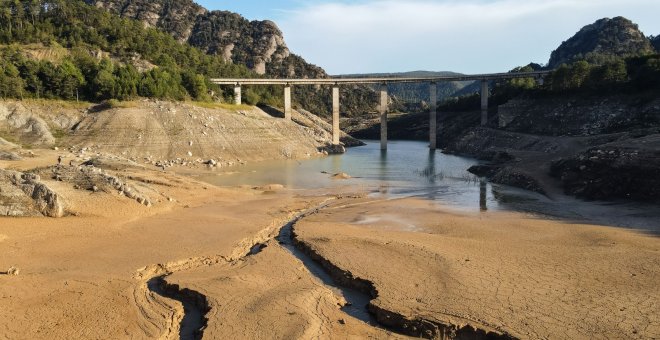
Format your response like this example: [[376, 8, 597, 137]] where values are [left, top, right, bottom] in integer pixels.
[[1, 137, 659, 339]]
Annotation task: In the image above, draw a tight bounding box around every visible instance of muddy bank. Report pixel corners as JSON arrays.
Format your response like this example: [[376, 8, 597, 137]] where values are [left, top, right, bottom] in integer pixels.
[[1, 147, 659, 339], [550, 134, 660, 201]]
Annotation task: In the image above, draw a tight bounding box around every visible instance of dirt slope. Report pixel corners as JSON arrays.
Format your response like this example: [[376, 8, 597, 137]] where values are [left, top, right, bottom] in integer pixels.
[[0, 100, 347, 167]]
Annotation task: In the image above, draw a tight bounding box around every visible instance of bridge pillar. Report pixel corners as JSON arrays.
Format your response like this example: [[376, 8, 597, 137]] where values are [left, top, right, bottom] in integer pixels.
[[429, 82, 437, 149], [332, 86, 340, 145], [234, 84, 242, 105], [480, 80, 488, 126], [284, 85, 292, 120], [380, 84, 388, 150]]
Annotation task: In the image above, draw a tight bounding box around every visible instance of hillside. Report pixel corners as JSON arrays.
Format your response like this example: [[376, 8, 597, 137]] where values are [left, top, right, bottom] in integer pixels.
[[652, 35, 660, 52], [0, 100, 352, 165], [549, 17, 655, 68], [0, 0, 261, 103], [83, 0, 378, 117]]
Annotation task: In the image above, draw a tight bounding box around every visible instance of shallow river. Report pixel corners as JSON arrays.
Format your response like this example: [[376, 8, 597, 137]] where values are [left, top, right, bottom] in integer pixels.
[[197, 140, 660, 234]]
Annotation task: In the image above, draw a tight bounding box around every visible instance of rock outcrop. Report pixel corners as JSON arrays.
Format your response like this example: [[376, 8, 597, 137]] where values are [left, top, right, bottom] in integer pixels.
[[550, 135, 660, 201], [64, 101, 338, 162], [549, 17, 655, 68], [497, 95, 660, 136], [0, 169, 66, 217], [0, 100, 355, 164], [82, 0, 323, 78]]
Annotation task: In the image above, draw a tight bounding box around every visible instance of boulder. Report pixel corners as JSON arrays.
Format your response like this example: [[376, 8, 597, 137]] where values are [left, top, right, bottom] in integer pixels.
[[0, 169, 66, 217]]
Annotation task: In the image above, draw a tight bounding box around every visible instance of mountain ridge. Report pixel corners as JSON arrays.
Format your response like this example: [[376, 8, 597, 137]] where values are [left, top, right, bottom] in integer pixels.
[[83, 0, 377, 117], [83, 0, 324, 78], [549, 16, 655, 68]]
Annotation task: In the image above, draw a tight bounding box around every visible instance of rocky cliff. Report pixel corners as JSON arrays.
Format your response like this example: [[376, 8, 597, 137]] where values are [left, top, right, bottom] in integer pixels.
[[83, 0, 289, 75], [549, 17, 655, 68], [83, 0, 376, 116]]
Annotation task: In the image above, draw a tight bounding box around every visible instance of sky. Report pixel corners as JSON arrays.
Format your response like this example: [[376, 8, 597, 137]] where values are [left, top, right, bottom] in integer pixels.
[[196, 0, 660, 75]]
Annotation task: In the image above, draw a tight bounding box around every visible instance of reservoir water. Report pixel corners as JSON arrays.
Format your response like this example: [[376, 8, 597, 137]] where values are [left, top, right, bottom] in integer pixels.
[[197, 140, 660, 234]]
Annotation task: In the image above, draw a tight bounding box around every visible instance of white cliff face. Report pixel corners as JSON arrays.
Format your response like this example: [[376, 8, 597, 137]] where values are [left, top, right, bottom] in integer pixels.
[[250, 26, 291, 75]]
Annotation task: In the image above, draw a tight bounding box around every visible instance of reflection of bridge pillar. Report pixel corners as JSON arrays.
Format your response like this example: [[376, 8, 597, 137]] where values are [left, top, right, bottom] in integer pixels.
[[332, 85, 340, 145], [429, 82, 437, 149], [380, 84, 388, 150], [284, 84, 292, 120], [480, 80, 488, 126], [480, 178, 488, 211], [234, 84, 242, 105]]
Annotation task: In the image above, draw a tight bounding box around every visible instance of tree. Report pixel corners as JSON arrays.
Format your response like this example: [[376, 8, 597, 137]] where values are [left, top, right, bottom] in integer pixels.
[[114, 65, 139, 100], [57, 60, 85, 100], [183, 72, 210, 101]]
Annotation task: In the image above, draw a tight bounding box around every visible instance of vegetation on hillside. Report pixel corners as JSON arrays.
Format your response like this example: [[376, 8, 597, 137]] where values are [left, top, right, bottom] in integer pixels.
[[440, 55, 660, 112], [0, 0, 288, 104], [649, 35, 660, 53], [83, 0, 379, 117]]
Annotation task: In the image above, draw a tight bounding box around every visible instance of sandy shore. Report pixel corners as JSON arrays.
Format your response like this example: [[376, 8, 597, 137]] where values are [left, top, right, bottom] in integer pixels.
[[1, 151, 659, 339]]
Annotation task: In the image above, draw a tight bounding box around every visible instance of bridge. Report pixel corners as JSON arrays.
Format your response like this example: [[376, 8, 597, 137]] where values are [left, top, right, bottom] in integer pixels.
[[211, 71, 552, 150]]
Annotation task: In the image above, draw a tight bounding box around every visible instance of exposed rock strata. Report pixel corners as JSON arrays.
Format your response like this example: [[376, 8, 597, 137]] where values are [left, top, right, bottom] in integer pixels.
[[550, 136, 660, 201], [498, 95, 660, 136]]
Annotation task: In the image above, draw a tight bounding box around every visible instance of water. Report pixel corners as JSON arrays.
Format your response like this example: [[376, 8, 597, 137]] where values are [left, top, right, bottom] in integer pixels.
[[197, 140, 660, 234], [198, 140, 503, 210]]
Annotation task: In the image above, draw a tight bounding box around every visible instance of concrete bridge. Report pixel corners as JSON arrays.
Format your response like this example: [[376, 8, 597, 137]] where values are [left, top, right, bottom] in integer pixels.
[[211, 71, 551, 150]]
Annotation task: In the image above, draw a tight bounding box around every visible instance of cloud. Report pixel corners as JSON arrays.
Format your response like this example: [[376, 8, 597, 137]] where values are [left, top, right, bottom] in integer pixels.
[[278, 0, 660, 74]]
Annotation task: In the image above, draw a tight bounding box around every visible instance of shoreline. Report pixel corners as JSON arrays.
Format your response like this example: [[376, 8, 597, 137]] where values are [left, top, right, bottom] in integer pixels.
[[0, 149, 658, 339]]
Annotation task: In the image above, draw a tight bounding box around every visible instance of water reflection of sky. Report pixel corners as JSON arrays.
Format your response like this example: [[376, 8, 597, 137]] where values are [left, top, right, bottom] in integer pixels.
[[197, 140, 501, 212], [197, 140, 660, 234]]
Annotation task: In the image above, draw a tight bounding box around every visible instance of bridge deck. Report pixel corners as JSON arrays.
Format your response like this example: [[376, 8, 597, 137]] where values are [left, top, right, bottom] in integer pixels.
[[210, 70, 551, 85]]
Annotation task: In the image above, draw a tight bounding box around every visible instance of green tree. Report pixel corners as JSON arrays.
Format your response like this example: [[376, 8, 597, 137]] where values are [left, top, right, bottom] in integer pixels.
[[57, 60, 85, 100], [114, 65, 140, 100], [183, 72, 210, 101]]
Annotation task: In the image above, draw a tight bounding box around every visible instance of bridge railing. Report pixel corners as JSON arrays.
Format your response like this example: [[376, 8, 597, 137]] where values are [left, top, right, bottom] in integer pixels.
[[209, 70, 552, 85]]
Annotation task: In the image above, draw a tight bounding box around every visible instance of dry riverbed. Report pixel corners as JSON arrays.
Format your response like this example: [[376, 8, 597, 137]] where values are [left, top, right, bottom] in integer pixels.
[[1, 152, 659, 339]]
